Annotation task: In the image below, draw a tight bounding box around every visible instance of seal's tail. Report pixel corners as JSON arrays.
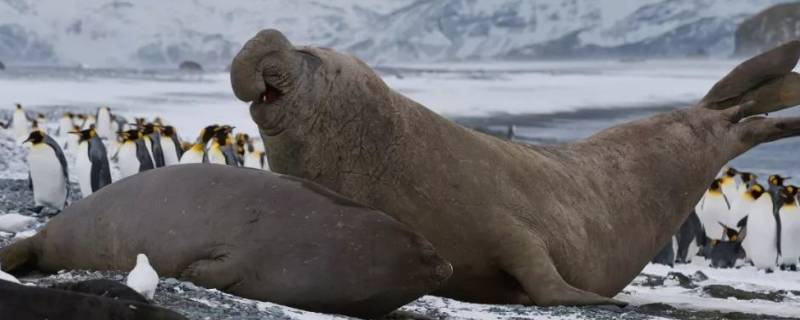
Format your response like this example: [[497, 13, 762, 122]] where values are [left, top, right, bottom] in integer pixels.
[[700, 41, 800, 117], [0, 237, 37, 275]]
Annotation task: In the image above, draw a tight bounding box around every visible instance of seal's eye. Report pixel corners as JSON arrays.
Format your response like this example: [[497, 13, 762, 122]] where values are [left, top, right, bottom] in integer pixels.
[[260, 83, 283, 104]]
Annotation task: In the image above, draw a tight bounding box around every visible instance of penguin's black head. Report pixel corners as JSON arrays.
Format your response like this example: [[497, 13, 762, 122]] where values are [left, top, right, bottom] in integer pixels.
[[740, 172, 755, 184], [64, 112, 74, 118], [199, 124, 220, 144], [235, 133, 250, 156], [724, 167, 738, 178], [769, 174, 789, 187], [119, 129, 142, 142], [31, 120, 39, 129], [709, 178, 723, 192], [161, 125, 176, 137], [213, 125, 235, 145], [748, 183, 765, 199], [134, 117, 146, 127], [139, 123, 157, 135], [36, 113, 45, 119], [23, 130, 45, 145], [153, 117, 164, 126], [71, 128, 96, 143], [783, 185, 798, 205], [15, 103, 21, 110]]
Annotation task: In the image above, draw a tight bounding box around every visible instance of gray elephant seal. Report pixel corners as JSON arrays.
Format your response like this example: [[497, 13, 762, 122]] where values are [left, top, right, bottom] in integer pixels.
[[0, 164, 452, 317], [230, 29, 800, 306]]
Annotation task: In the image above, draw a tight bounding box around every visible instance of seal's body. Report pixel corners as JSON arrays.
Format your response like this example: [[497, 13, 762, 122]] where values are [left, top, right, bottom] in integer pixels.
[[230, 30, 800, 306], [0, 164, 451, 317]]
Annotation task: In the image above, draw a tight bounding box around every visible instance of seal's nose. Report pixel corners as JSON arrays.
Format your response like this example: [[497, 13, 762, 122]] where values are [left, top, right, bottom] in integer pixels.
[[230, 29, 294, 102]]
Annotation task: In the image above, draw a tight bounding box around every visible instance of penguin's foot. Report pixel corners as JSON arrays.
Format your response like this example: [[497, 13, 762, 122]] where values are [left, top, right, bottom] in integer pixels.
[[791, 265, 798, 272], [765, 268, 774, 274]]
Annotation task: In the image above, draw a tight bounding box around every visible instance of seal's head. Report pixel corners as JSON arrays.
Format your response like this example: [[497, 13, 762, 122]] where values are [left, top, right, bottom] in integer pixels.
[[234, 29, 386, 126], [230, 29, 396, 174]]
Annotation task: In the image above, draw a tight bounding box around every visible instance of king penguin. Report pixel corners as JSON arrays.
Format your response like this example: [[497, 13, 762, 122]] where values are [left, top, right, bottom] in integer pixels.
[[71, 127, 112, 198], [139, 122, 165, 168], [207, 125, 238, 166], [56, 112, 74, 137], [11, 103, 30, 143], [741, 183, 779, 272], [117, 129, 154, 178], [778, 185, 800, 270], [23, 130, 68, 213], [179, 124, 219, 164], [243, 142, 268, 170], [720, 167, 740, 201], [159, 125, 183, 166], [95, 106, 113, 139], [696, 178, 732, 241]]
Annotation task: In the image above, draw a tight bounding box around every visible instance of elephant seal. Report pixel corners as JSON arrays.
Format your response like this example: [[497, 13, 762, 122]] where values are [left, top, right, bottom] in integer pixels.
[[0, 164, 452, 318], [0, 280, 186, 320], [50, 279, 149, 304], [230, 29, 800, 306]]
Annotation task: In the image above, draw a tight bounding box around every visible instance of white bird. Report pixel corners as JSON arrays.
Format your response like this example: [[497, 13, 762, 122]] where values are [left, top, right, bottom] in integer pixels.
[[95, 106, 112, 139], [126, 253, 158, 300], [11, 103, 29, 143], [0, 263, 21, 284], [0, 213, 36, 234]]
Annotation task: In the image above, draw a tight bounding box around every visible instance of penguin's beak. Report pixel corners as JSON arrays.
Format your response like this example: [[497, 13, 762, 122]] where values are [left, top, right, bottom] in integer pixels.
[[68, 131, 81, 135]]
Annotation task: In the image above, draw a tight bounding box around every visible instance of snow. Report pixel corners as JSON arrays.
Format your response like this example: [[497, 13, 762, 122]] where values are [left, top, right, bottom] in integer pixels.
[[0, 213, 36, 233]]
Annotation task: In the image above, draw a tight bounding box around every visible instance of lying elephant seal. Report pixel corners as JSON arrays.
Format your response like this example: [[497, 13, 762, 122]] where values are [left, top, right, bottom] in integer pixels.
[[0, 164, 452, 317], [230, 29, 800, 306], [0, 280, 186, 320]]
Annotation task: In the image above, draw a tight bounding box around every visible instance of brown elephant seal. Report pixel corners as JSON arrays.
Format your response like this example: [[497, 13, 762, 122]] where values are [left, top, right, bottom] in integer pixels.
[[0, 164, 452, 318], [230, 29, 800, 306]]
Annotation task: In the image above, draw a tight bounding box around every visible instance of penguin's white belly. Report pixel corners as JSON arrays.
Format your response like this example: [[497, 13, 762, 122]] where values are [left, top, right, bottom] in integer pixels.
[[57, 119, 73, 137], [179, 149, 203, 164], [96, 111, 111, 138], [207, 147, 226, 165], [742, 212, 778, 269], [160, 140, 179, 166], [779, 208, 800, 265], [728, 195, 751, 227], [243, 151, 261, 169], [698, 196, 729, 239], [28, 145, 67, 210], [75, 142, 93, 198], [12, 111, 28, 141], [144, 137, 156, 163], [118, 143, 140, 178]]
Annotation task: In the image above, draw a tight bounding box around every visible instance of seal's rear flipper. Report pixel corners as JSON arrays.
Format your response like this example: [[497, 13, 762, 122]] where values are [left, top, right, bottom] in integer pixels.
[[500, 234, 627, 307], [0, 237, 38, 275], [701, 41, 800, 116]]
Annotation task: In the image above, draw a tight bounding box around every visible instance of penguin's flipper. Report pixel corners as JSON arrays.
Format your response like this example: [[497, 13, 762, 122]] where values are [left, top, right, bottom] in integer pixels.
[[88, 137, 112, 191], [150, 134, 165, 168], [171, 135, 183, 158], [701, 41, 800, 113], [135, 139, 155, 171], [27, 171, 32, 191], [44, 136, 69, 199]]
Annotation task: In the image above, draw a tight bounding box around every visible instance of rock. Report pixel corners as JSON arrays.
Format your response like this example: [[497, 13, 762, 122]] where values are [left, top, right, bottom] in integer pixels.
[[692, 271, 709, 282], [666, 272, 697, 289], [702, 284, 785, 302], [178, 61, 203, 72], [735, 3, 800, 56]]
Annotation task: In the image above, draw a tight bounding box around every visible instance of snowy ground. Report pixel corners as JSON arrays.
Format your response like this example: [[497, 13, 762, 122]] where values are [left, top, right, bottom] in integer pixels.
[[1, 60, 800, 319]]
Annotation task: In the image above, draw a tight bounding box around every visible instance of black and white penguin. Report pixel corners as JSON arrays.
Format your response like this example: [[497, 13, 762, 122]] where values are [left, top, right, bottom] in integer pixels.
[[234, 133, 250, 166], [720, 167, 740, 201], [139, 123, 165, 168], [11, 103, 30, 142], [23, 130, 68, 212], [207, 125, 238, 166], [696, 178, 732, 240], [56, 112, 74, 137], [116, 129, 154, 178], [651, 238, 675, 267], [80, 114, 96, 130], [778, 185, 800, 270], [740, 182, 779, 271], [709, 225, 744, 269], [95, 106, 112, 139], [243, 143, 268, 170], [71, 128, 112, 198], [179, 125, 218, 164], [159, 126, 183, 166]]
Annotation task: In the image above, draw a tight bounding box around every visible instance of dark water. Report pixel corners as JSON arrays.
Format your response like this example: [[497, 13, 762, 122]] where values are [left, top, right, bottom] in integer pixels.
[[454, 105, 800, 180]]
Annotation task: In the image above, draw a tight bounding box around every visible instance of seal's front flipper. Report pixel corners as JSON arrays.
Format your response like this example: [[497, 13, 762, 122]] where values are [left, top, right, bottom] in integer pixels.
[[179, 246, 243, 291], [701, 41, 800, 116], [0, 237, 37, 274], [501, 236, 627, 307]]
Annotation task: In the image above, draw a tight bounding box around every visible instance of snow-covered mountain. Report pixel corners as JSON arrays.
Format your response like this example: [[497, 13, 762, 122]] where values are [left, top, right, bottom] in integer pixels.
[[0, 0, 793, 68]]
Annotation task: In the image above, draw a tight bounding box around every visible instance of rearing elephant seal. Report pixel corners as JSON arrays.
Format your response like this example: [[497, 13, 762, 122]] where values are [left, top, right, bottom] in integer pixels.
[[230, 29, 800, 306], [0, 164, 452, 318]]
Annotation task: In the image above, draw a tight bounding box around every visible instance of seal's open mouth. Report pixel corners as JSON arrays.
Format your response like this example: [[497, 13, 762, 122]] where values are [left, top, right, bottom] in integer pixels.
[[259, 82, 283, 104]]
